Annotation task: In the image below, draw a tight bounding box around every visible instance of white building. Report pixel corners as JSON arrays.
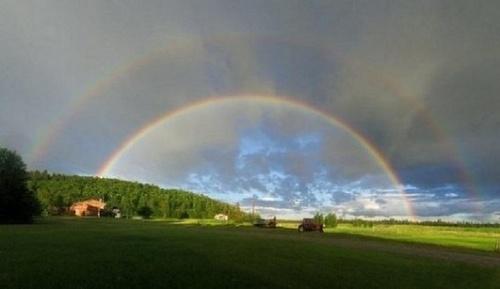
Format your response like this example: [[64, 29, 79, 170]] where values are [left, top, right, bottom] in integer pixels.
[[214, 213, 229, 221]]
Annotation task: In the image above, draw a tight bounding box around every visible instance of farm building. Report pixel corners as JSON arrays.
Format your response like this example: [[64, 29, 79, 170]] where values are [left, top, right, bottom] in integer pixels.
[[112, 207, 121, 218], [70, 199, 106, 217], [214, 213, 229, 221]]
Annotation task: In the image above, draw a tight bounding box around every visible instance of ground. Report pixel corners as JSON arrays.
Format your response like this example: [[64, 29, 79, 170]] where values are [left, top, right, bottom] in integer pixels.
[[280, 222, 500, 252], [1, 218, 499, 289]]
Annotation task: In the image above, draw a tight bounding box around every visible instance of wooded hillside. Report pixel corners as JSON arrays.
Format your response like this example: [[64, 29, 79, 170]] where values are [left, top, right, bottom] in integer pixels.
[[28, 171, 248, 220]]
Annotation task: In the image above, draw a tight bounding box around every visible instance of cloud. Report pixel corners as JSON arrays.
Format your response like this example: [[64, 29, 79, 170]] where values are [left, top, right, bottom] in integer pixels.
[[1, 1, 499, 219]]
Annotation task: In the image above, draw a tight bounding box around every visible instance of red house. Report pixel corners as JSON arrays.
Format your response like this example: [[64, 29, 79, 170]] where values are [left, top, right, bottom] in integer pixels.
[[70, 199, 106, 217]]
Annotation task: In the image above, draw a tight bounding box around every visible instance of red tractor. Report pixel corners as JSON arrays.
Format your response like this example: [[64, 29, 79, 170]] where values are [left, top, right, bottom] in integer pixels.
[[298, 218, 324, 232]]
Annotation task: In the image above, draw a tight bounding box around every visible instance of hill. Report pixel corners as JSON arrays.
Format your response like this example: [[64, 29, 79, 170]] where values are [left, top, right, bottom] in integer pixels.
[[28, 171, 248, 220]]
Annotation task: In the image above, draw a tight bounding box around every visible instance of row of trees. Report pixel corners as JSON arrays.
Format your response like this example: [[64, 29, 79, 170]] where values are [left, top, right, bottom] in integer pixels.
[[336, 218, 500, 228], [313, 212, 338, 227], [28, 170, 251, 221], [310, 214, 500, 228]]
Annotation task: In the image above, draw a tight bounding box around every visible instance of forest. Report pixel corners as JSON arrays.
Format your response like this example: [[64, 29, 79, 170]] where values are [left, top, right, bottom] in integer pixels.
[[28, 171, 250, 220]]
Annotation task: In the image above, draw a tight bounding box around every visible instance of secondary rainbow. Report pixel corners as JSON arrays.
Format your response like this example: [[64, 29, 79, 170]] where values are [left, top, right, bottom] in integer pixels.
[[28, 36, 205, 165], [97, 95, 417, 219]]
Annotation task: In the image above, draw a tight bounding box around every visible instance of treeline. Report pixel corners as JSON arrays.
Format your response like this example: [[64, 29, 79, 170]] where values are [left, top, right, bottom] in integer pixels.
[[28, 171, 250, 221], [337, 218, 500, 228], [313, 212, 338, 227]]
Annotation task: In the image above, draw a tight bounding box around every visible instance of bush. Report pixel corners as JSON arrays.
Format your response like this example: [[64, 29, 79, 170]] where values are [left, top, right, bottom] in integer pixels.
[[137, 206, 153, 219], [99, 208, 115, 217], [0, 147, 40, 223], [179, 211, 189, 219]]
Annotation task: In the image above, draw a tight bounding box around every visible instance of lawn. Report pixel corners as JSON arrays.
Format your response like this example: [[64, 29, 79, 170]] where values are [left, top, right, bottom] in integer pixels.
[[1, 218, 499, 289]]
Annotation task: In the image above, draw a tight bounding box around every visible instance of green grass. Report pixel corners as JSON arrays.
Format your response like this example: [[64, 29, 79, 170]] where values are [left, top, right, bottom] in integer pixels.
[[329, 224, 500, 251], [1, 218, 499, 289], [279, 222, 500, 252]]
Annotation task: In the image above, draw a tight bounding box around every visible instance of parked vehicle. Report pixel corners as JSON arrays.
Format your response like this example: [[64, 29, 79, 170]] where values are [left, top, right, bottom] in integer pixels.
[[298, 218, 324, 232], [254, 216, 277, 228]]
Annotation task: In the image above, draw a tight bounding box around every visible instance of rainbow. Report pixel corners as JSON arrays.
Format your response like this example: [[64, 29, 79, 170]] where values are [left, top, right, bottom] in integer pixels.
[[96, 95, 417, 219], [362, 67, 481, 204], [27, 35, 479, 209], [27, 36, 206, 165]]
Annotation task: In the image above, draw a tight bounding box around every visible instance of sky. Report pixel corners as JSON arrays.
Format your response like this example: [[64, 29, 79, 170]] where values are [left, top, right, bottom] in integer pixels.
[[1, 0, 499, 221]]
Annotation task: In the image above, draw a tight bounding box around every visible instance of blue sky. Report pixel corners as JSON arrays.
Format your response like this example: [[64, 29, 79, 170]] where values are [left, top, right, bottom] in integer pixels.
[[0, 0, 499, 221]]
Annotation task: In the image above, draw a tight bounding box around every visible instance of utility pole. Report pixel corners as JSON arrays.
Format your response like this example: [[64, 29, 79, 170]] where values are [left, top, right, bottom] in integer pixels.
[[251, 195, 256, 217]]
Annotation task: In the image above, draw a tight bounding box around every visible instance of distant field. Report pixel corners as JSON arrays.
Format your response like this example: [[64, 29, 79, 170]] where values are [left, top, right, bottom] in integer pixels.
[[279, 222, 500, 252], [1, 218, 499, 289]]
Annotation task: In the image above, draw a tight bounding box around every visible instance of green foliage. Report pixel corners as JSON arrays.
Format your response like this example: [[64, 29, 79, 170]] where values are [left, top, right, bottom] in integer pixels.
[[137, 206, 153, 219], [324, 213, 337, 228], [350, 219, 374, 228], [326, 224, 500, 252], [337, 217, 500, 228], [313, 212, 324, 224], [0, 147, 39, 223], [28, 171, 249, 220]]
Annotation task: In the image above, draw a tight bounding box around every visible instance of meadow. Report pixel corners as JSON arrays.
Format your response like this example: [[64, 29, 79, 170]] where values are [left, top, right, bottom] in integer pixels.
[[278, 221, 500, 252], [1, 217, 499, 289], [330, 224, 500, 251]]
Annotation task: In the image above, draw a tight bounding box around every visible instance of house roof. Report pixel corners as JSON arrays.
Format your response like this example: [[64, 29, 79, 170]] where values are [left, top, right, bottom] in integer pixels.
[[70, 199, 106, 210]]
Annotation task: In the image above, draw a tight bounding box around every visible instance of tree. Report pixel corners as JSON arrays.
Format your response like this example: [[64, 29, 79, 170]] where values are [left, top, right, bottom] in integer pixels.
[[324, 213, 338, 228], [28, 171, 251, 220], [0, 147, 39, 223], [313, 212, 324, 224]]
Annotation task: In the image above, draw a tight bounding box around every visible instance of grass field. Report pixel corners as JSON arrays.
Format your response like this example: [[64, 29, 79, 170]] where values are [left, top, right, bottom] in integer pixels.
[[330, 224, 500, 251], [1, 218, 499, 289], [278, 222, 500, 252]]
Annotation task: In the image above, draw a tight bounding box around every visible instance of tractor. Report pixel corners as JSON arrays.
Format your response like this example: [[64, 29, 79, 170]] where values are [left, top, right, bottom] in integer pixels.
[[298, 218, 324, 232]]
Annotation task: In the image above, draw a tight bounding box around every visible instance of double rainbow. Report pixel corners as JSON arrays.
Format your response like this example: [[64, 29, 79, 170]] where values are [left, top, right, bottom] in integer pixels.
[[27, 36, 481, 219]]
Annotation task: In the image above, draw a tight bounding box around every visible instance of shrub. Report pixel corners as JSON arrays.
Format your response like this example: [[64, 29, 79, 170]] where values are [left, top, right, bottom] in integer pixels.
[[137, 206, 153, 219], [179, 211, 189, 219]]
